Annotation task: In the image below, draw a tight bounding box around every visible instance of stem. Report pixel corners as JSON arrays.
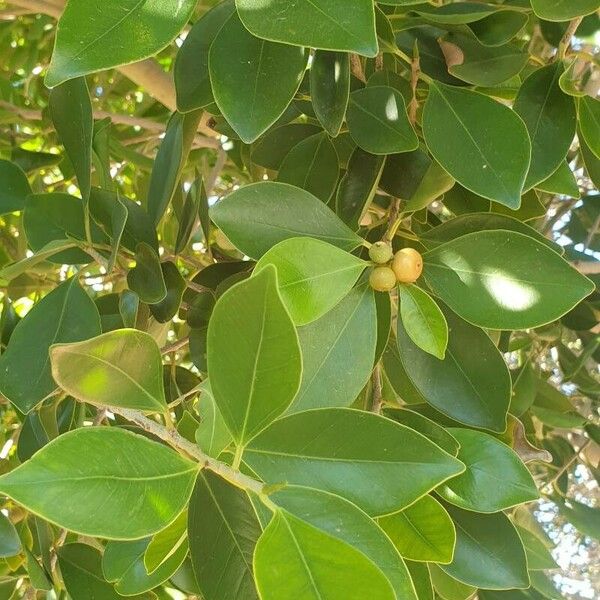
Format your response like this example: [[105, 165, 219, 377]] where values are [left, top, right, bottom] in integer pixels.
[[110, 407, 265, 495], [557, 17, 583, 61], [232, 444, 244, 470], [160, 336, 189, 355], [545, 439, 591, 490], [370, 363, 383, 414]]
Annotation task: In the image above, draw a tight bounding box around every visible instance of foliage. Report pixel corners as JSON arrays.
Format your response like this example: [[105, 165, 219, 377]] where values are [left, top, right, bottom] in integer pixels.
[[0, 0, 599, 599]]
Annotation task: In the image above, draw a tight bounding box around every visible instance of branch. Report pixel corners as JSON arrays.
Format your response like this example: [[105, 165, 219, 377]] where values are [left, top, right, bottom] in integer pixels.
[[571, 261, 600, 275]]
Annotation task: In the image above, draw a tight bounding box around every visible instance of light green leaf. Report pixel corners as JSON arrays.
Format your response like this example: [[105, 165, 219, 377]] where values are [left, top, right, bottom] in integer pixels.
[[50, 329, 167, 413], [290, 284, 376, 412], [579, 95, 600, 159], [245, 408, 464, 516], [188, 471, 261, 600], [397, 305, 511, 432], [428, 564, 476, 600], [379, 495, 456, 564], [0, 278, 101, 413], [0, 159, 31, 214], [407, 561, 434, 600], [236, 0, 378, 57], [209, 13, 308, 143], [0, 240, 77, 282], [422, 82, 530, 208], [254, 509, 395, 600], [423, 230, 595, 330], [46, 0, 197, 87], [440, 504, 529, 590], [530, 0, 600, 21], [195, 383, 232, 458], [144, 510, 188, 574], [207, 265, 302, 445], [255, 237, 366, 325], [0, 427, 197, 539], [347, 86, 418, 155], [210, 182, 363, 259], [398, 284, 448, 360], [437, 428, 538, 513]]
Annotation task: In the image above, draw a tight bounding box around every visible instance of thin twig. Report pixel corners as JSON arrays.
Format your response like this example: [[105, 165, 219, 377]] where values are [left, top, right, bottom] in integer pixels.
[[557, 16, 584, 60], [370, 363, 383, 414], [160, 336, 189, 355]]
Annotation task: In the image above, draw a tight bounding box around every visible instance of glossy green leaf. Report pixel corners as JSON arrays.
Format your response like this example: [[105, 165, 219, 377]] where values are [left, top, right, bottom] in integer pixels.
[[174, 1, 235, 112], [537, 160, 580, 198], [254, 509, 395, 600], [50, 329, 167, 413], [516, 526, 557, 570], [149, 261, 186, 323], [0, 278, 100, 413], [531, 0, 600, 21], [469, 11, 528, 47], [210, 182, 363, 259], [251, 124, 322, 170], [347, 86, 418, 155], [407, 561, 434, 600], [423, 82, 530, 208], [0, 513, 20, 558], [0, 427, 197, 539], [255, 237, 366, 325], [0, 159, 31, 214], [127, 242, 167, 304], [397, 305, 511, 432], [514, 63, 576, 189], [189, 471, 261, 600], [278, 133, 339, 202], [46, 0, 197, 87], [440, 504, 529, 590], [144, 510, 188, 574], [209, 13, 308, 143], [398, 284, 448, 360], [379, 495, 455, 563], [579, 95, 600, 159], [423, 230, 595, 330], [290, 284, 376, 412], [437, 428, 538, 512], [236, 0, 378, 57], [245, 408, 464, 516], [195, 383, 232, 458], [49, 77, 93, 202], [310, 51, 350, 136], [428, 564, 476, 600], [207, 265, 302, 444], [271, 486, 417, 599]]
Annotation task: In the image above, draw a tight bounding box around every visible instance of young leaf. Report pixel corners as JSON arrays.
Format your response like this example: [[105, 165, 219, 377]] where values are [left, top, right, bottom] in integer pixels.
[[0, 278, 101, 413], [423, 230, 594, 330], [437, 428, 538, 513], [254, 237, 367, 325], [207, 265, 302, 445], [422, 82, 530, 208], [0, 428, 197, 539], [210, 182, 363, 259], [398, 284, 448, 360], [50, 329, 167, 413], [245, 408, 464, 516]]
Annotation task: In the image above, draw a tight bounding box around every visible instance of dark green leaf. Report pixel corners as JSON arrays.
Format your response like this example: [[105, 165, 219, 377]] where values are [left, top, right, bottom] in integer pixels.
[[0, 159, 31, 214], [127, 242, 167, 304]]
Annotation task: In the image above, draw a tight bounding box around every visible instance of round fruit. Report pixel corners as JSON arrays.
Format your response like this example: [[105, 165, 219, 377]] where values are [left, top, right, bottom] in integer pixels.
[[369, 266, 397, 292], [369, 241, 393, 264], [392, 248, 423, 283]]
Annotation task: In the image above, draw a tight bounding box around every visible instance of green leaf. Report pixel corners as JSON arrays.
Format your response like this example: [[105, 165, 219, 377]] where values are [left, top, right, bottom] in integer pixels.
[[0, 513, 20, 558], [423, 230, 595, 330], [514, 63, 576, 189], [437, 428, 538, 513], [210, 182, 363, 259], [46, 0, 197, 87], [379, 495, 456, 563], [537, 160, 580, 198], [428, 564, 476, 600], [515, 526, 557, 571], [245, 408, 464, 516], [175, 177, 204, 254], [209, 13, 308, 143], [188, 471, 261, 600], [144, 510, 188, 574], [290, 284, 376, 412], [174, 0, 235, 112], [440, 504, 529, 590], [398, 284, 448, 360], [271, 486, 417, 599], [59, 544, 133, 600], [195, 383, 232, 458], [414, 3, 504, 23], [0, 278, 100, 413], [396, 305, 511, 432], [407, 561, 434, 600], [49, 77, 93, 202], [149, 261, 186, 323], [0, 427, 197, 539], [103, 534, 187, 595], [251, 124, 322, 170], [278, 133, 340, 203], [310, 51, 350, 136], [127, 242, 167, 304], [422, 82, 530, 208], [207, 265, 302, 445], [254, 509, 395, 600], [0, 159, 31, 214], [530, 0, 600, 21], [469, 11, 529, 47], [50, 329, 167, 413], [579, 95, 600, 159], [255, 237, 366, 325], [347, 86, 418, 155], [236, 0, 378, 57], [555, 496, 600, 540]]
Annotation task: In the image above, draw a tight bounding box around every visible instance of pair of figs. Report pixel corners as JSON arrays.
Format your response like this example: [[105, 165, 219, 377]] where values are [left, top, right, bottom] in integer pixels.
[[368, 242, 423, 292]]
